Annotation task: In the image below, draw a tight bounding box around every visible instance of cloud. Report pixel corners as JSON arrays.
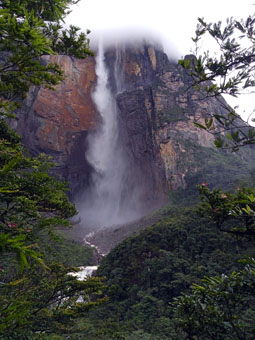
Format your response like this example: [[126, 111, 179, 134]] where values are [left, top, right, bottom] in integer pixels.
[[65, 0, 255, 121], [87, 26, 179, 60], [66, 0, 254, 57]]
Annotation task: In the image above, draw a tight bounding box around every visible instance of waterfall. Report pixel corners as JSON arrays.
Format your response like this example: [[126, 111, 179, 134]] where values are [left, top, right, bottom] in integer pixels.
[[77, 40, 140, 231], [69, 266, 98, 281], [69, 266, 98, 302]]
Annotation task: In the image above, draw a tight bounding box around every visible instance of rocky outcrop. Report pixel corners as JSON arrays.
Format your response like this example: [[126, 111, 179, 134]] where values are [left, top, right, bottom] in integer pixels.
[[104, 45, 231, 191], [117, 87, 168, 211], [16, 55, 98, 197]]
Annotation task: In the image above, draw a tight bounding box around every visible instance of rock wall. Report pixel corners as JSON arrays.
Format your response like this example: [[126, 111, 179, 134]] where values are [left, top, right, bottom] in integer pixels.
[[16, 43, 249, 210], [104, 45, 227, 191], [16, 55, 98, 197]]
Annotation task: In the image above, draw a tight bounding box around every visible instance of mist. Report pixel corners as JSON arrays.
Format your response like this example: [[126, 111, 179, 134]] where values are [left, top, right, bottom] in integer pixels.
[[67, 1, 255, 238], [88, 27, 180, 60], [76, 39, 146, 233]]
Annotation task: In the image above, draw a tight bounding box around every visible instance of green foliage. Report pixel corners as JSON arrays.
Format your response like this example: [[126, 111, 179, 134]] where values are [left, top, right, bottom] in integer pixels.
[[197, 184, 255, 236], [0, 120, 76, 270], [0, 263, 106, 339], [124, 330, 162, 340], [173, 258, 255, 340], [0, 0, 92, 116], [0, 0, 80, 22], [179, 15, 255, 150], [42, 234, 94, 267], [0, 1, 105, 339], [84, 206, 255, 339], [45, 24, 94, 58], [0, 118, 107, 339], [0, 5, 61, 112]]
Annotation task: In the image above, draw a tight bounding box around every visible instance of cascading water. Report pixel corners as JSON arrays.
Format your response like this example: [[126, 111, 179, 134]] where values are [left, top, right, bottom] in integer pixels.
[[69, 266, 98, 281], [77, 40, 140, 231]]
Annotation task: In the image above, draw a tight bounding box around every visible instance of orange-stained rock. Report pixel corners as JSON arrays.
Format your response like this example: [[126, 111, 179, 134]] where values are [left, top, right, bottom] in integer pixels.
[[16, 55, 98, 197], [32, 55, 97, 156]]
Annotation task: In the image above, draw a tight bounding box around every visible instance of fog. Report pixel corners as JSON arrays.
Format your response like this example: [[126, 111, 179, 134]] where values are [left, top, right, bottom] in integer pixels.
[[88, 27, 179, 60], [66, 1, 255, 121], [66, 0, 254, 57]]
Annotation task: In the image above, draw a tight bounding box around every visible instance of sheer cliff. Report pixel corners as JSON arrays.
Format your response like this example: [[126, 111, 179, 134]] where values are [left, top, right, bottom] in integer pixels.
[[15, 43, 253, 231], [104, 45, 241, 191], [15, 55, 98, 197]]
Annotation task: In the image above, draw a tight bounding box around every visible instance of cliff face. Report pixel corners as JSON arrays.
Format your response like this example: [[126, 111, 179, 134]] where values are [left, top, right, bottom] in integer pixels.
[[16, 55, 98, 197], [104, 45, 228, 191], [16, 43, 249, 211]]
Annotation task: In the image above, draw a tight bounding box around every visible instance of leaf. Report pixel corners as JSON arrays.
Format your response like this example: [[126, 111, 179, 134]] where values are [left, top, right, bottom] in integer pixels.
[[8, 277, 27, 286], [0, 153, 22, 173], [0, 188, 19, 193], [213, 114, 225, 125], [248, 128, 255, 140], [36, 257, 50, 271], [214, 138, 224, 148], [19, 251, 28, 270], [235, 21, 245, 33], [242, 205, 253, 214], [194, 122, 207, 130], [226, 133, 233, 140], [205, 117, 213, 129], [231, 131, 240, 142], [178, 58, 191, 69]]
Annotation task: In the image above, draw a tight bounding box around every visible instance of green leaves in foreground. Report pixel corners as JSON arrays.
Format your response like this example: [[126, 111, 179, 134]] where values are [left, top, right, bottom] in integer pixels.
[[172, 186, 255, 339], [179, 15, 255, 150], [173, 258, 255, 340], [0, 122, 105, 339], [0, 1, 101, 338], [0, 119, 77, 273], [0, 1, 93, 117], [0, 263, 107, 339], [197, 184, 255, 237]]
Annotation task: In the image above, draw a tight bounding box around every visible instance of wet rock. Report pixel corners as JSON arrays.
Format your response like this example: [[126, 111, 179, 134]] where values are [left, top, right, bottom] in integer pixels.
[[16, 55, 98, 198]]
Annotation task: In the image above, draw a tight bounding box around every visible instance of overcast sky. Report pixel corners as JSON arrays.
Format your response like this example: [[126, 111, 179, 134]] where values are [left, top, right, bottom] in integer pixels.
[[66, 0, 255, 122], [66, 0, 254, 56]]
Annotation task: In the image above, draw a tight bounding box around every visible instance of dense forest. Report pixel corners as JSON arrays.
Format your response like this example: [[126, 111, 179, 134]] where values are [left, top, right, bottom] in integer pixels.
[[1, 1, 255, 339]]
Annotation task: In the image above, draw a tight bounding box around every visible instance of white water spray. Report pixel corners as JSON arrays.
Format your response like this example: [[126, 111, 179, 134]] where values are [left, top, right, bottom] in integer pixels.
[[69, 266, 98, 281], [77, 40, 139, 230]]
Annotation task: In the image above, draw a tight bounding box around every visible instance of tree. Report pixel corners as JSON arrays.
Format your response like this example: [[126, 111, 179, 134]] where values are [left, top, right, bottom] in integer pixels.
[[173, 14, 255, 339], [0, 119, 76, 270], [0, 1, 104, 338], [173, 258, 255, 340], [0, 0, 93, 118], [178, 184, 255, 338], [196, 184, 255, 237], [179, 15, 255, 150], [0, 0, 93, 274], [0, 263, 106, 340]]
